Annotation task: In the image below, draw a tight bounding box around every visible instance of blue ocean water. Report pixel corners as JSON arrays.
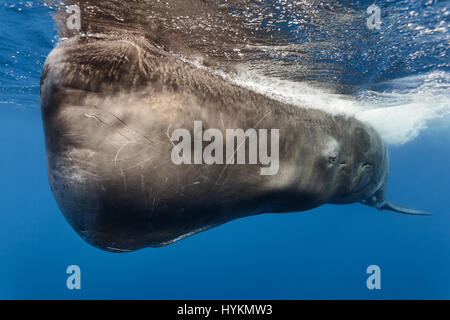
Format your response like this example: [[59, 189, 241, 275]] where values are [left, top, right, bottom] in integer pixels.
[[0, 0, 449, 299]]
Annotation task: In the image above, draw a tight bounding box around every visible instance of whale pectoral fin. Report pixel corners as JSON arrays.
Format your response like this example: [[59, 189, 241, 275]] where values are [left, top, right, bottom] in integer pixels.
[[378, 201, 431, 216]]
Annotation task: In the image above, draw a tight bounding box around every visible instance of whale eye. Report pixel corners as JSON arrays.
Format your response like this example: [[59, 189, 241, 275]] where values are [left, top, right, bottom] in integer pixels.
[[329, 155, 337, 163], [327, 151, 339, 165], [322, 136, 340, 168]]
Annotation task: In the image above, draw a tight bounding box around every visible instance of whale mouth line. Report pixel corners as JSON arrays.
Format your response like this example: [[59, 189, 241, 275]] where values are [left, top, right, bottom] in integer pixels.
[[361, 186, 431, 216], [349, 163, 374, 194]]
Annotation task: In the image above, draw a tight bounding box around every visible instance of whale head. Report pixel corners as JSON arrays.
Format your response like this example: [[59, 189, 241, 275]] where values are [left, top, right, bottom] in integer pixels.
[[324, 121, 388, 205], [326, 121, 429, 215]]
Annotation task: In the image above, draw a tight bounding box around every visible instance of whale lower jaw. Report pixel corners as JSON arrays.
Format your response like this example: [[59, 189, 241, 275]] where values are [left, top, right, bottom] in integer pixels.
[[361, 187, 430, 216], [375, 201, 431, 216]]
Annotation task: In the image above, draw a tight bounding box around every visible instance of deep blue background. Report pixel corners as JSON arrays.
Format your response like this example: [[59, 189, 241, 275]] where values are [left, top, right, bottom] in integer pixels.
[[0, 1, 449, 299]]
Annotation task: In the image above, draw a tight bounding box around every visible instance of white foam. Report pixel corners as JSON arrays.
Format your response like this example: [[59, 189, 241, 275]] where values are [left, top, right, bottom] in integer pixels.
[[228, 67, 450, 145]]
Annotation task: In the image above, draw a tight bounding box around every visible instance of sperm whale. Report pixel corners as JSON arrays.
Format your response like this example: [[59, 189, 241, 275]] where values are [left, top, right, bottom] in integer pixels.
[[40, 1, 429, 252]]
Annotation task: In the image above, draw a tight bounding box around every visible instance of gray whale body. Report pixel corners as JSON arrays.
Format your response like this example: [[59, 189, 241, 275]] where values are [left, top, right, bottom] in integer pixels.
[[40, 3, 429, 252]]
